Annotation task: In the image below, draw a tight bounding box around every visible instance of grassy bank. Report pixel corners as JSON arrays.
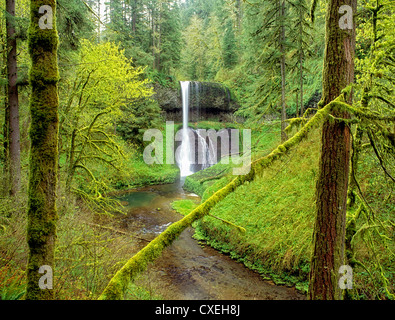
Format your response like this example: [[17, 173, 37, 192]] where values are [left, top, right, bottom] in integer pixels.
[[175, 122, 394, 298]]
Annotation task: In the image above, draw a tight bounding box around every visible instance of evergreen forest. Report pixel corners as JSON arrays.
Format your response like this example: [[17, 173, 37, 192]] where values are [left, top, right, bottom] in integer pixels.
[[0, 0, 394, 303]]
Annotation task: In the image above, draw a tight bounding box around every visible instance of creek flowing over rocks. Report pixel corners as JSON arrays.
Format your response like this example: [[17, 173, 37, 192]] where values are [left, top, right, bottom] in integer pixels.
[[118, 183, 305, 300], [115, 80, 304, 300]]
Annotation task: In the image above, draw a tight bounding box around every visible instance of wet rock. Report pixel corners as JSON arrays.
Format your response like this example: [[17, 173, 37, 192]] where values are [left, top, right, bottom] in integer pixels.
[[153, 82, 240, 122]]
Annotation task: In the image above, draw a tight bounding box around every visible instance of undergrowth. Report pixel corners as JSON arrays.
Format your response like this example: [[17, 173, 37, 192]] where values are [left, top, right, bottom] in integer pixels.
[[0, 179, 161, 300], [178, 122, 394, 299]]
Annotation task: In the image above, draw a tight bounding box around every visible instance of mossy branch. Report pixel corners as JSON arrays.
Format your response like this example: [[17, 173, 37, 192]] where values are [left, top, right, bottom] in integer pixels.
[[99, 95, 390, 300], [198, 168, 229, 183], [207, 214, 246, 233], [366, 129, 395, 183], [98, 97, 335, 300]]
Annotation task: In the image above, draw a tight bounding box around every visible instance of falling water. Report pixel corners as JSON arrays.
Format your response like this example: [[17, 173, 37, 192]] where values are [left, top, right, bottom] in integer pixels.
[[178, 81, 220, 177], [179, 81, 193, 177], [196, 130, 217, 170]]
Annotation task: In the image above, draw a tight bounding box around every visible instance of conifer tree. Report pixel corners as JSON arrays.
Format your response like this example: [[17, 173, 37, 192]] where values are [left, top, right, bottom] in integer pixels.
[[5, 0, 21, 196], [247, 0, 291, 141], [289, 0, 313, 117], [222, 18, 237, 69], [308, 0, 357, 300]]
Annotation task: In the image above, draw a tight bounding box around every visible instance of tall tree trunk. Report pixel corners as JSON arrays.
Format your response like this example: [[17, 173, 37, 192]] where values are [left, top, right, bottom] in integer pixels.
[[26, 0, 60, 300], [6, 0, 21, 196], [97, 0, 101, 42], [279, 0, 287, 142], [236, 0, 243, 34], [132, 0, 137, 34], [151, 7, 156, 70], [295, 90, 299, 118], [308, 0, 356, 300], [299, 50, 304, 117], [299, 8, 304, 117], [2, 97, 10, 196], [157, 2, 162, 72], [2, 43, 9, 195]]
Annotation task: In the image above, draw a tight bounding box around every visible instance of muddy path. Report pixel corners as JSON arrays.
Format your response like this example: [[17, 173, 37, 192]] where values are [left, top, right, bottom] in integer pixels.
[[118, 183, 305, 300]]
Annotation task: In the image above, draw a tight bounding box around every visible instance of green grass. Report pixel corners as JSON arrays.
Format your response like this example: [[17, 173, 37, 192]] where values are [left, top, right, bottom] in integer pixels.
[[171, 199, 199, 216], [183, 122, 394, 298], [183, 121, 282, 199], [183, 162, 233, 198], [88, 130, 181, 191], [191, 127, 319, 292], [115, 157, 180, 189]]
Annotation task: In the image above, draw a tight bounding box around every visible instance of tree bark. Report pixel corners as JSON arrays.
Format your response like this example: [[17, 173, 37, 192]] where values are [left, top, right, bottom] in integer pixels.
[[157, 1, 162, 72], [6, 0, 21, 196], [299, 50, 304, 117], [99, 101, 335, 300], [26, 0, 59, 300], [2, 71, 9, 195], [279, 0, 287, 142], [236, 0, 243, 34], [97, 0, 101, 42], [152, 16, 156, 70], [299, 7, 304, 117], [132, 0, 137, 34], [296, 91, 299, 118], [308, 0, 356, 300]]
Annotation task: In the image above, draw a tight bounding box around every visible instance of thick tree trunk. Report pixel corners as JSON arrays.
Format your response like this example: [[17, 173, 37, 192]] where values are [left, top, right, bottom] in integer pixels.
[[6, 0, 21, 196], [26, 0, 59, 300], [308, 0, 356, 300], [99, 102, 334, 300]]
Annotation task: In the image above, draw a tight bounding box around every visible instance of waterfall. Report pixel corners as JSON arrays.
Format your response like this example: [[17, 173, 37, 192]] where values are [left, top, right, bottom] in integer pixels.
[[179, 81, 193, 177], [196, 130, 217, 170], [178, 81, 219, 177]]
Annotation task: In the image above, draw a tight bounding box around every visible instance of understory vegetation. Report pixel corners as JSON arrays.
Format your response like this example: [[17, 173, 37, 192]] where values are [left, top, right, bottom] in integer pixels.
[[178, 123, 394, 299], [0, 0, 394, 301]]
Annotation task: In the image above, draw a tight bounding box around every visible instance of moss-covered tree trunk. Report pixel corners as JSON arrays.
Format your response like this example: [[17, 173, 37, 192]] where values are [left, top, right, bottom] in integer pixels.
[[308, 0, 356, 300], [6, 0, 21, 196], [26, 0, 59, 300]]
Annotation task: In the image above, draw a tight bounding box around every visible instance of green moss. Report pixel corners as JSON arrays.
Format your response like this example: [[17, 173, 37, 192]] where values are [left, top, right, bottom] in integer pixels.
[[171, 200, 199, 216], [98, 100, 337, 300], [25, 0, 60, 300]]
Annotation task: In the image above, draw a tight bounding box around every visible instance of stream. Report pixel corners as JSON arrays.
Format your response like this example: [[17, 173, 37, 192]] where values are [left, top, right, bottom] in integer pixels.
[[118, 182, 305, 300]]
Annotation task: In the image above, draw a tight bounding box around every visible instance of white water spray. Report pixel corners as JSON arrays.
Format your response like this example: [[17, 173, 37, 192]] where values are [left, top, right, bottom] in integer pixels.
[[179, 81, 194, 177], [196, 130, 217, 170]]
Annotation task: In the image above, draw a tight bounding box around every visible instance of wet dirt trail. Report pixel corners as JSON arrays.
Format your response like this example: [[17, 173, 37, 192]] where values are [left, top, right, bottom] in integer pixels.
[[119, 182, 305, 300]]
